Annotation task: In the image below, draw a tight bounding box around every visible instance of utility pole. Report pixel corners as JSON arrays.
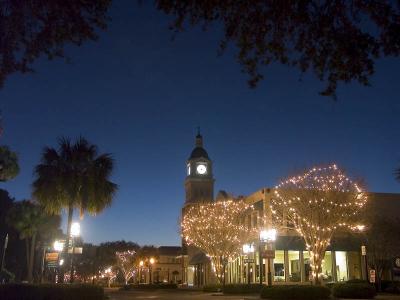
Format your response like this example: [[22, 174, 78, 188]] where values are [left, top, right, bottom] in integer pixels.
[[0, 234, 9, 272]]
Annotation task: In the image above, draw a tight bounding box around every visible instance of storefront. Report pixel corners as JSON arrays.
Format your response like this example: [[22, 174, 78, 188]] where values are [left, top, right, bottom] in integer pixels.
[[225, 235, 363, 285]]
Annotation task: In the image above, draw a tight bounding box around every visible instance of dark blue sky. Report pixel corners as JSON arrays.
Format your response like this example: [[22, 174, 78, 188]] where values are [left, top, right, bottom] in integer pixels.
[[1, 1, 399, 246]]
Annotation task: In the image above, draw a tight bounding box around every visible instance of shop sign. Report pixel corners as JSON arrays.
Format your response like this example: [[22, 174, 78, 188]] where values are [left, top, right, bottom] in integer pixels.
[[45, 252, 59, 268], [45, 252, 59, 262], [262, 250, 275, 259], [361, 245, 366, 256], [369, 269, 376, 283], [243, 259, 255, 263]]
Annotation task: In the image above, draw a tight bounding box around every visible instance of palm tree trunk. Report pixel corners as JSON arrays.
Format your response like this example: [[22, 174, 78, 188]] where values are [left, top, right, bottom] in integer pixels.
[[28, 233, 36, 283]]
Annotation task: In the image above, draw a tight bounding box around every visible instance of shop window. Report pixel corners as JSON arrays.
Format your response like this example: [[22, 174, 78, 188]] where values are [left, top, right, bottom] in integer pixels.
[[303, 251, 312, 281], [336, 251, 348, 281], [347, 251, 362, 280], [274, 250, 285, 281], [321, 251, 333, 282], [288, 251, 300, 282]]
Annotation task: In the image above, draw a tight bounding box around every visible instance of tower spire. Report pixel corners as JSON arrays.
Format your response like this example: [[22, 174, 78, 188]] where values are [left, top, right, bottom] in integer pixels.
[[195, 127, 203, 147]]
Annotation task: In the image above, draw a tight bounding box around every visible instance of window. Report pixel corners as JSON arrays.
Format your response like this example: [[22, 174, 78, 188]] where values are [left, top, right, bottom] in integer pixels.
[[321, 251, 333, 282], [288, 251, 300, 282], [336, 251, 348, 281], [274, 250, 285, 281]]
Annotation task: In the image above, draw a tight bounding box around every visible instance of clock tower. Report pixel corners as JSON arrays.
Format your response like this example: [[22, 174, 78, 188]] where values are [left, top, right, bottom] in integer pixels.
[[184, 132, 214, 205]]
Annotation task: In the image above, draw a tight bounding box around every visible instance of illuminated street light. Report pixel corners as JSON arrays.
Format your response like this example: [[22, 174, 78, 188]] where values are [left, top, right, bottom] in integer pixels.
[[139, 260, 144, 267], [70, 222, 80, 283], [53, 240, 64, 252], [259, 228, 277, 286], [70, 222, 80, 237], [242, 243, 255, 285], [260, 228, 277, 242], [59, 259, 64, 266], [149, 258, 155, 284], [242, 243, 255, 254]]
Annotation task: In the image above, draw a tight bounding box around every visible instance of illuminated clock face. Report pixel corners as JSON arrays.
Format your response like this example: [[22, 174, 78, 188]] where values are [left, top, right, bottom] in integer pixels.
[[196, 164, 207, 175], [395, 258, 400, 268]]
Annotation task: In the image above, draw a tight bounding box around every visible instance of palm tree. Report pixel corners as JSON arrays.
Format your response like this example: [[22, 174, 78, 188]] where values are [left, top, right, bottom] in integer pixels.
[[32, 137, 117, 281], [396, 166, 400, 182], [6, 200, 60, 283]]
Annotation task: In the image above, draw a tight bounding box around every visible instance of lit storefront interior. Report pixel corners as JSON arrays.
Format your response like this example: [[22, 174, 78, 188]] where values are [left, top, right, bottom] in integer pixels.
[[225, 247, 362, 284]]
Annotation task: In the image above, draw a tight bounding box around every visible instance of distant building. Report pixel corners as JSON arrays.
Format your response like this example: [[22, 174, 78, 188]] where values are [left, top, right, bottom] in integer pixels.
[[181, 133, 400, 286], [151, 246, 183, 284]]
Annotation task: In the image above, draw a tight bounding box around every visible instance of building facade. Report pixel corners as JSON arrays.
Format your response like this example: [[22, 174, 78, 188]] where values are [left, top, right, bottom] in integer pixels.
[[181, 133, 400, 286]]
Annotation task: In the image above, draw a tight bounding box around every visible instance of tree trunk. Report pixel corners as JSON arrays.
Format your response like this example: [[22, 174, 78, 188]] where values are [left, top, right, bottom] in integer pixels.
[[27, 234, 36, 283], [310, 247, 325, 285], [222, 260, 226, 289], [25, 239, 30, 281]]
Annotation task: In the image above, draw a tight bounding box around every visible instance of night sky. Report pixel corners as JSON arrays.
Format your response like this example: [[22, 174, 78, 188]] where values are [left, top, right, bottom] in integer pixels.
[[1, 1, 399, 246]]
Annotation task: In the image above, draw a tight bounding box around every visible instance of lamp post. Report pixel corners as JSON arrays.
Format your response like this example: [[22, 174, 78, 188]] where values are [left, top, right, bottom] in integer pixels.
[[260, 228, 277, 286], [355, 225, 369, 283], [0, 234, 8, 273], [70, 222, 80, 283], [53, 240, 64, 283], [243, 244, 255, 285], [139, 260, 144, 284], [149, 257, 155, 284]]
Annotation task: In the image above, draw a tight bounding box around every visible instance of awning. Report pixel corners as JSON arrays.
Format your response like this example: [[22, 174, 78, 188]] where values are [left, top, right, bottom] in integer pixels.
[[189, 252, 209, 265]]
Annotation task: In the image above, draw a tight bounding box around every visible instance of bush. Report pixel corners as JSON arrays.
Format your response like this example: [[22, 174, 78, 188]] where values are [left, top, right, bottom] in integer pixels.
[[261, 285, 331, 300], [202, 284, 222, 292], [223, 284, 263, 294], [121, 283, 178, 290], [0, 269, 15, 283], [332, 283, 376, 299], [384, 282, 400, 294], [0, 284, 104, 300], [347, 279, 368, 284]]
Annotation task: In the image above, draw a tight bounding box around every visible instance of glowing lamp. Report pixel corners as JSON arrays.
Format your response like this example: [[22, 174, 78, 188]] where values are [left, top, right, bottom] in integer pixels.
[[53, 240, 64, 252], [242, 243, 255, 254], [260, 228, 277, 242], [70, 222, 80, 237]]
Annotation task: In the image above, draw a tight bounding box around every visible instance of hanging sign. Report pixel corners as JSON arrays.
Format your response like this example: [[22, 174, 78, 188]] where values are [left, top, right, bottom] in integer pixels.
[[361, 246, 366, 256], [369, 269, 376, 283], [262, 250, 275, 259]]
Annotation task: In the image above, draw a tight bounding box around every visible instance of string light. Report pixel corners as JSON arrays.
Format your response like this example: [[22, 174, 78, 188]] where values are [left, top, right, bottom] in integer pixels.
[[116, 250, 137, 285], [182, 200, 257, 283], [271, 164, 367, 284]]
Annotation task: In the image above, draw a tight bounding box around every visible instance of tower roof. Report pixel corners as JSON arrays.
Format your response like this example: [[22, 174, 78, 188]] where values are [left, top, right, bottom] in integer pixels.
[[189, 146, 210, 160], [189, 131, 210, 160]]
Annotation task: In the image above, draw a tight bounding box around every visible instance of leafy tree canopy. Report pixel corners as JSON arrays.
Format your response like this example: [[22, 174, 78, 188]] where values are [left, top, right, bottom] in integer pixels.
[[157, 0, 400, 97], [0, 0, 111, 87], [0, 145, 19, 182]]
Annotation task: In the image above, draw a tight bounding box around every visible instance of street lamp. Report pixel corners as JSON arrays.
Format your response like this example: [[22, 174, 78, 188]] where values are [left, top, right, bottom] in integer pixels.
[[355, 224, 369, 282], [149, 258, 155, 284], [260, 228, 277, 286], [243, 243, 255, 285], [139, 260, 144, 283], [70, 222, 80, 283], [71, 222, 80, 237], [54, 240, 64, 252]]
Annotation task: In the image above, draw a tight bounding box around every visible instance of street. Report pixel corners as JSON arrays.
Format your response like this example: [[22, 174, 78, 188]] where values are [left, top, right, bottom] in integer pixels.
[[105, 289, 260, 300]]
